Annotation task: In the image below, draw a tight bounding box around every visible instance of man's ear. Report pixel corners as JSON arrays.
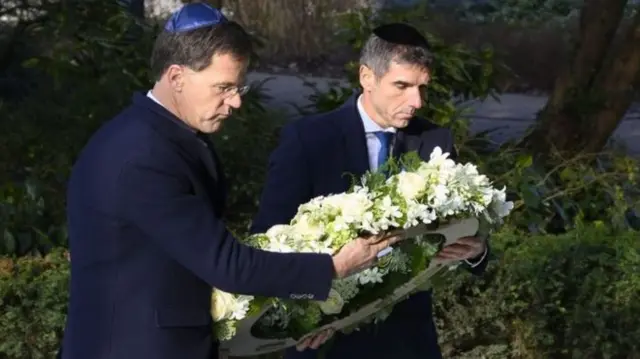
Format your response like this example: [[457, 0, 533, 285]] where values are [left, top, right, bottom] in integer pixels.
[[165, 64, 185, 92], [359, 65, 375, 92]]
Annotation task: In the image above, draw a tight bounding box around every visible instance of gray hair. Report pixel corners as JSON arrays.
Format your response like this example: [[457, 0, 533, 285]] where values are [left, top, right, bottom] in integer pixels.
[[359, 23, 433, 77]]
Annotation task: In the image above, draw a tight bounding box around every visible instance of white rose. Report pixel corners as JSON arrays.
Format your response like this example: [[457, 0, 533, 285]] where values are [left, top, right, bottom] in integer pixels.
[[266, 224, 292, 239], [318, 289, 345, 315], [292, 214, 324, 240], [395, 172, 427, 200], [325, 192, 373, 223], [211, 289, 236, 322]]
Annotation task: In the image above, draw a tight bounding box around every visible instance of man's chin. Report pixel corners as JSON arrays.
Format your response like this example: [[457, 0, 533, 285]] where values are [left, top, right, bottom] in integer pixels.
[[199, 118, 225, 133], [393, 118, 411, 128]]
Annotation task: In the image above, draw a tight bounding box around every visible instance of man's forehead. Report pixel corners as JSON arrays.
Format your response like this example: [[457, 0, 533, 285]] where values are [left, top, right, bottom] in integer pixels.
[[201, 53, 248, 81], [382, 61, 430, 84]]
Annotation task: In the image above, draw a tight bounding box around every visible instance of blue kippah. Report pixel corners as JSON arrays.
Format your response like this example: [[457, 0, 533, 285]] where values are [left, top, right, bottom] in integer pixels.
[[164, 3, 228, 33]]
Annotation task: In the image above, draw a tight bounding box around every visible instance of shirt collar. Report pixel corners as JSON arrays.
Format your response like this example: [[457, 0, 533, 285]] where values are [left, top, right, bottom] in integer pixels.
[[146, 90, 198, 134], [356, 95, 396, 134]]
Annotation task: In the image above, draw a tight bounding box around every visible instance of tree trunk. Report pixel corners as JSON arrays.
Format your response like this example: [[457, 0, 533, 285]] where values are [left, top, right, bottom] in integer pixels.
[[523, 0, 640, 156], [586, 9, 640, 152]]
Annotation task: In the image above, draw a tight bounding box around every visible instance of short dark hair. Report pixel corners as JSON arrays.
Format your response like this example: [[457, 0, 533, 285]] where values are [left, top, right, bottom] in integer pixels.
[[359, 23, 433, 77], [150, 21, 253, 81]]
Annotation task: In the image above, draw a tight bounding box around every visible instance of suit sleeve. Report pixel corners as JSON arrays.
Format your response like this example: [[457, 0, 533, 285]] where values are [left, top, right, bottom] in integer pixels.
[[250, 123, 312, 234], [446, 129, 490, 276], [116, 153, 334, 301]]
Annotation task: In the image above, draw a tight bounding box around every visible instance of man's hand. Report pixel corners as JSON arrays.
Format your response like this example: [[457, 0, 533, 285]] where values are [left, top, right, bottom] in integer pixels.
[[295, 328, 335, 351], [434, 236, 485, 265], [331, 232, 401, 279]]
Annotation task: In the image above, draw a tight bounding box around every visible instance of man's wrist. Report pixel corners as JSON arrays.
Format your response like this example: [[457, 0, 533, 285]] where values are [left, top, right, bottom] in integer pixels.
[[331, 256, 347, 279]]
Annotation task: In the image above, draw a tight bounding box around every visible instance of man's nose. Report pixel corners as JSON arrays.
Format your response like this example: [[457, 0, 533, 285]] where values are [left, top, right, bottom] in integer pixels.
[[409, 87, 423, 109], [225, 93, 242, 109]]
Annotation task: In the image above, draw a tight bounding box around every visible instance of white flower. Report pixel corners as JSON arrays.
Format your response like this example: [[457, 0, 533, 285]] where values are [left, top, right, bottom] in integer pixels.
[[230, 295, 254, 321], [318, 289, 345, 315], [426, 146, 456, 170], [490, 187, 514, 219], [430, 184, 449, 206], [211, 289, 238, 322], [395, 171, 427, 200], [355, 267, 384, 285], [291, 213, 324, 242], [325, 191, 374, 225], [375, 196, 402, 230]]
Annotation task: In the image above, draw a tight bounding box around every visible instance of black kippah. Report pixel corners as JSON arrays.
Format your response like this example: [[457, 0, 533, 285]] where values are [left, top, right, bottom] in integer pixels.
[[372, 23, 429, 48]]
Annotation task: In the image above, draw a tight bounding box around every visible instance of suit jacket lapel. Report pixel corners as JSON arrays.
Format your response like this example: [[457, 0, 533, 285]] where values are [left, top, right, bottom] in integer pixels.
[[196, 134, 220, 183], [401, 130, 424, 156], [397, 118, 425, 160], [133, 93, 226, 212], [339, 94, 370, 181], [392, 131, 405, 160], [193, 133, 227, 213]]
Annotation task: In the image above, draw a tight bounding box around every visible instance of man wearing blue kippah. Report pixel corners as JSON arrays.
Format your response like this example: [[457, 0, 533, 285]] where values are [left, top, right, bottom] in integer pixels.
[[251, 23, 489, 359], [57, 4, 400, 359]]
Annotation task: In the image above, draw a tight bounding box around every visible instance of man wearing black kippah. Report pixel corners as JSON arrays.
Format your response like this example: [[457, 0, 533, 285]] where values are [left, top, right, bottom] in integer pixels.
[[252, 23, 490, 359], [57, 4, 401, 359]]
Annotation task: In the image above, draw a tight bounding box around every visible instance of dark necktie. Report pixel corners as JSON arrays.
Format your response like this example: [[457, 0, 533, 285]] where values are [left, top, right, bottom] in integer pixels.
[[373, 131, 393, 173]]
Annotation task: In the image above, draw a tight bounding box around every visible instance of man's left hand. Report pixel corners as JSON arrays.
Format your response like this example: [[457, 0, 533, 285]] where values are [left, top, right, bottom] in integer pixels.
[[434, 236, 485, 264]]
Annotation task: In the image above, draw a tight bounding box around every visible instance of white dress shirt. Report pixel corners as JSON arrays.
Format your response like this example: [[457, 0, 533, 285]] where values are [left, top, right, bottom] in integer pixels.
[[356, 95, 397, 172]]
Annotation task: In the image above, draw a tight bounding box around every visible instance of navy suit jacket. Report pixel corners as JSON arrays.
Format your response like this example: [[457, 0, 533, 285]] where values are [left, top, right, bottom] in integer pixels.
[[59, 93, 336, 359], [251, 94, 489, 359]]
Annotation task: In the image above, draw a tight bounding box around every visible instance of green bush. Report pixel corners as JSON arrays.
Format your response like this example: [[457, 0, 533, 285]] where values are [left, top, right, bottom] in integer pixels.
[[0, 1, 155, 256], [1, 226, 638, 359], [0, 249, 69, 358], [433, 224, 640, 358]]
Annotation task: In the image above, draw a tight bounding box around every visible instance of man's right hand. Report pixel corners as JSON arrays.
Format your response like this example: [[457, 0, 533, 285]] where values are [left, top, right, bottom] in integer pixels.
[[331, 232, 402, 279]]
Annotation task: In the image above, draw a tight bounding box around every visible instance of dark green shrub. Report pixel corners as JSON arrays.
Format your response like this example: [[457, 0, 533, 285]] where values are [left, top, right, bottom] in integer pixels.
[[0, 1, 155, 256], [0, 249, 69, 359], [433, 224, 640, 358]]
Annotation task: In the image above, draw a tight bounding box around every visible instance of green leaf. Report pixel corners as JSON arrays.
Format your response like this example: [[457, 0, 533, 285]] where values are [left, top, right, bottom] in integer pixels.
[[516, 154, 533, 169], [520, 183, 541, 209], [21, 58, 40, 68]]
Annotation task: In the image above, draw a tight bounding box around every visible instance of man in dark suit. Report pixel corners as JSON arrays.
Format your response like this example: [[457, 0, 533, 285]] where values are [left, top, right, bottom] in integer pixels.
[[58, 4, 399, 359], [251, 23, 490, 359]]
